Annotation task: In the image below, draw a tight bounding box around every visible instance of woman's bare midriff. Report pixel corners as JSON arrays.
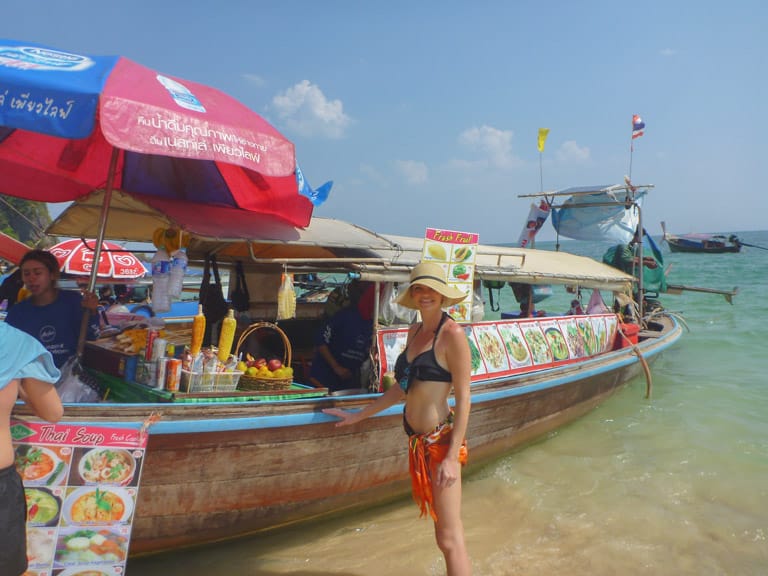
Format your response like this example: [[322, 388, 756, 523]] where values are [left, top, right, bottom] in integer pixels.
[[404, 379, 451, 434], [0, 380, 20, 468]]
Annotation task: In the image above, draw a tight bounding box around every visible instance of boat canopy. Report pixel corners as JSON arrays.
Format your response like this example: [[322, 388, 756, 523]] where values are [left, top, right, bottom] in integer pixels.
[[47, 189, 396, 266], [361, 234, 632, 292], [519, 183, 654, 245], [48, 191, 632, 292]]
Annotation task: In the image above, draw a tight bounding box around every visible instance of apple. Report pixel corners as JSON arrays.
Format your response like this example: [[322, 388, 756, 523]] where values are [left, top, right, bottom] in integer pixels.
[[254, 358, 267, 369], [267, 358, 283, 371], [236, 361, 248, 372], [381, 372, 396, 391], [246, 366, 258, 377]]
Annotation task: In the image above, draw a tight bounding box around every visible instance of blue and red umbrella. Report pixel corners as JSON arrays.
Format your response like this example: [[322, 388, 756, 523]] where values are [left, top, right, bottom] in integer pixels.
[[0, 38, 312, 227]]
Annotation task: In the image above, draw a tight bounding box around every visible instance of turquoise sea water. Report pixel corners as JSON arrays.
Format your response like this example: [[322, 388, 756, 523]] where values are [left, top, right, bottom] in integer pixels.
[[131, 231, 768, 576]]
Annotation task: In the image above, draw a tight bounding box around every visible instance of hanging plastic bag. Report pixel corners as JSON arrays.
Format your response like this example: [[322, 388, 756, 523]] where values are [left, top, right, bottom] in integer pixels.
[[388, 283, 417, 325], [57, 357, 102, 403], [277, 272, 296, 320]]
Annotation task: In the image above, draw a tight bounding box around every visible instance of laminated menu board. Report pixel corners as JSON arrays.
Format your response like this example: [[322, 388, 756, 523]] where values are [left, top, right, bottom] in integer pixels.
[[422, 227, 479, 322], [11, 419, 149, 576], [378, 314, 618, 382]]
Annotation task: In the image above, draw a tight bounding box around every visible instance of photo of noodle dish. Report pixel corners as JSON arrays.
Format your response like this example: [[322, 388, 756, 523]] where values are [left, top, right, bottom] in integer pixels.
[[78, 448, 136, 486], [522, 325, 552, 364], [498, 324, 530, 366], [55, 527, 129, 565], [564, 322, 585, 357], [474, 327, 509, 372], [62, 486, 134, 525], [14, 445, 62, 485]]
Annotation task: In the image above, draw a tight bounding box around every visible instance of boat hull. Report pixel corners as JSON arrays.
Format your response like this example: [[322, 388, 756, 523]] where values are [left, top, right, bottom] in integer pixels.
[[19, 316, 682, 555], [666, 238, 741, 253]]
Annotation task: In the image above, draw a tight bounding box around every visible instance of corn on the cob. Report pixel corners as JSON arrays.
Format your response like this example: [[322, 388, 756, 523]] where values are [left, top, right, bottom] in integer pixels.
[[190, 304, 206, 357], [217, 309, 236, 362], [153, 227, 167, 249]]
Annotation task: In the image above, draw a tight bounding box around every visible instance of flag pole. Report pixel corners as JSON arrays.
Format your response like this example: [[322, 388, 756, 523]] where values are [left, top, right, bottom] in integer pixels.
[[537, 128, 549, 193], [539, 151, 544, 193]]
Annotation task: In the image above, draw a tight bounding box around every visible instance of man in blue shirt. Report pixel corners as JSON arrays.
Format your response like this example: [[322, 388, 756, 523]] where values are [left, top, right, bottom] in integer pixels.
[[6, 250, 99, 369]]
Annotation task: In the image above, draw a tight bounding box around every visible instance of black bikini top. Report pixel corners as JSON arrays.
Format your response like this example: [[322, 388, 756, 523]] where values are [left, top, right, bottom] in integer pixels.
[[394, 313, 453, 392]]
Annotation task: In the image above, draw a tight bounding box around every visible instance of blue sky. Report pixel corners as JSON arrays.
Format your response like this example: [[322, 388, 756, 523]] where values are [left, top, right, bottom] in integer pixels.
[[3, 1, 766, 244]]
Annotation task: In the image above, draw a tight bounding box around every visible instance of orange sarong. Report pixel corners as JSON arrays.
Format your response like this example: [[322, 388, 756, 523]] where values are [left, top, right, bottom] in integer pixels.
[[407, 412, 468, 522]]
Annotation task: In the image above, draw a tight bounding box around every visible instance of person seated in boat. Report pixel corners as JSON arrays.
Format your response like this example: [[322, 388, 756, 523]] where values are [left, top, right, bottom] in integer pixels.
[[309, 281, 376, 392], [323, 262, 472, 575], [566, 299, 584, 315], [509, 282, 544, 318], [5, 250, 100, 370], [603, 230, 659, 276], [0, 322, 63, 576]]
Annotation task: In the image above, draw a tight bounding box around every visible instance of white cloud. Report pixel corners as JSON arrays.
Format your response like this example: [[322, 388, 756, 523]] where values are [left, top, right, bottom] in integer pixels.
[[242, 73, 265, 87], [458, 125, 520, 169], [660, 48, 677, 57], [271, 80, 351, 139], [556, 140, 591, 163], [395, 160, 429, 185]]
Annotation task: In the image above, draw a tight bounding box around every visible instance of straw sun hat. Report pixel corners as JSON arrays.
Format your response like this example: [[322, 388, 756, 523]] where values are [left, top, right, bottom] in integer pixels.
[[396, 261, 466, 310]]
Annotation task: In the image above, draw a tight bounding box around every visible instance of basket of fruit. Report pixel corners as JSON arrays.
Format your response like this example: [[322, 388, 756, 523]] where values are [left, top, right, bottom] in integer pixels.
[[234, 322, 294, 391]]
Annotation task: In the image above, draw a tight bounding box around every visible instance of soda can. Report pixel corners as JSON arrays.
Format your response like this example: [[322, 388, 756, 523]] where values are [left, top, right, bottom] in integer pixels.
[[152, 338, 167, 362], [155, 358, 169, 390], [166, 358, 182, 392]]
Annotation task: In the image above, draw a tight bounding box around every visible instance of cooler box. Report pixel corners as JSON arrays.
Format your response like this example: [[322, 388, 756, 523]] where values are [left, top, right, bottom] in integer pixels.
[[614, 323, 640, 349]]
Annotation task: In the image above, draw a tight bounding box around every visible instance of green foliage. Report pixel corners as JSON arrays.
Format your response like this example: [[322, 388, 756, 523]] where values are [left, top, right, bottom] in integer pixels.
[[0, 196, 51, 246]]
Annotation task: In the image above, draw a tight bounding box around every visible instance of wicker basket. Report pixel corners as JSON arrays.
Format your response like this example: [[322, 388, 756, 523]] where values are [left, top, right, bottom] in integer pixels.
[[235, 322, 293, 391]]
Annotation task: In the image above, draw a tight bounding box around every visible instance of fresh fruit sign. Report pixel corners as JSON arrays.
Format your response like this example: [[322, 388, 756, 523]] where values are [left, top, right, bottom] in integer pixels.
[[423, 228, 479, 322], [11, 419, 149, 575]]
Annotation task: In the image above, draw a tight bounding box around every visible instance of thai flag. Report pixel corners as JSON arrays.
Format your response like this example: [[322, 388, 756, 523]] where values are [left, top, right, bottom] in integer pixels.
[[632, 114, 645, 139]]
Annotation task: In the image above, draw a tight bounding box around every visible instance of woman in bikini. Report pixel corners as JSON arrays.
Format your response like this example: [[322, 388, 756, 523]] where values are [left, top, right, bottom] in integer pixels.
[[323, 261, 472, 575]]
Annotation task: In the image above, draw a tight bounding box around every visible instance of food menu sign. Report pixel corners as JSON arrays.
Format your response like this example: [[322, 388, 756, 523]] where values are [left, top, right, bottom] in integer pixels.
[[11, 420, 148, 576], [422, 228, 479, 323], [378, 314, 618, 381]]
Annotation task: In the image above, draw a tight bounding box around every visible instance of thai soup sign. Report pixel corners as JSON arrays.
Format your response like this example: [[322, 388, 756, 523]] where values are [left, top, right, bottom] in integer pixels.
[[422, 228, 479, 322], [11, 419, 148, 576]]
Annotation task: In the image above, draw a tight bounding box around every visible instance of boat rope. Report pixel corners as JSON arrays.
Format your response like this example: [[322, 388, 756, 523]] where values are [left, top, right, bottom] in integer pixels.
[[632, 346, 653, 399], [138, 411, 162, 445], [644, 309, 690, 333]]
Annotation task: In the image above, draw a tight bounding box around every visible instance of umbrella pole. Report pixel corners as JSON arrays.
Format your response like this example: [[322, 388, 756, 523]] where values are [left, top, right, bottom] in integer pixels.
[[77, 147, 120, 357]]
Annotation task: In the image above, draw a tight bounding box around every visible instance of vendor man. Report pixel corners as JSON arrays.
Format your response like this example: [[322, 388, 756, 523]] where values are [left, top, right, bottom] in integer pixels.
[[309, 281, 375, 392]]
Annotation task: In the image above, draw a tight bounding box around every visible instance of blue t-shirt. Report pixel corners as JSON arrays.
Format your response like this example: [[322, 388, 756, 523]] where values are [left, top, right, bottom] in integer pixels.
[[5, 290, 99, 368], [0, 323, 60, 388], [310, 306, 373, 392]]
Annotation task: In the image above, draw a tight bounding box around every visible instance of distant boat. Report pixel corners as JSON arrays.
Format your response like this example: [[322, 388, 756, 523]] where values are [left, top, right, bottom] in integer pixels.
[[661, 222, 742, 254]]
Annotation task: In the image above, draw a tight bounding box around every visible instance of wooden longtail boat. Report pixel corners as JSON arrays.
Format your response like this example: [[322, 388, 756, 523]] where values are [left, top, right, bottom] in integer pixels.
[[661, 221, 742, 253], [16, 199, 684, 555]]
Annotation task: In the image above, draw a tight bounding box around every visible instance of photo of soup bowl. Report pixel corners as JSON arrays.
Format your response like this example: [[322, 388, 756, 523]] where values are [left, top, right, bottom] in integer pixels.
[[77, 448, 136, 486], [14, 445, 62, 485], [62, 486, 134, 525]]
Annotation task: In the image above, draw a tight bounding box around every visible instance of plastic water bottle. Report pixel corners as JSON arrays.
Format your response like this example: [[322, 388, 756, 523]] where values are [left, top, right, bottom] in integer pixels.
[[151, 248, 171, 313], [169, 248, 188, 299]]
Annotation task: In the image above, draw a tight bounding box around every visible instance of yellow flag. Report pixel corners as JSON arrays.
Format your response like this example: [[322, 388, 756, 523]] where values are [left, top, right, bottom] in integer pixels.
[[537, 128, 550, 152]]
